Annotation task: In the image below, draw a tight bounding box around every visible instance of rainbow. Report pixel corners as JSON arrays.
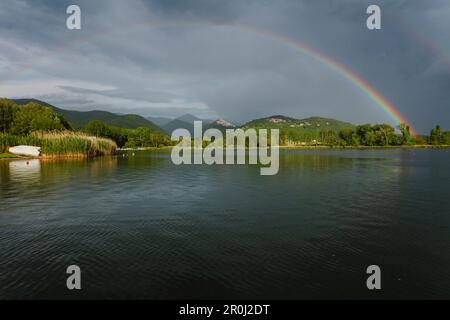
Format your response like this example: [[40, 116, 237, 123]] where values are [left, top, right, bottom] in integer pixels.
[[238, 25, 414, 133], [3, 20, 415, 133]]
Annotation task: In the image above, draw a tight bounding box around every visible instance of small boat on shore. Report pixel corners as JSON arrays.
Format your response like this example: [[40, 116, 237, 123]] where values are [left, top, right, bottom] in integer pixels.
[[8, 145, 41, 157]]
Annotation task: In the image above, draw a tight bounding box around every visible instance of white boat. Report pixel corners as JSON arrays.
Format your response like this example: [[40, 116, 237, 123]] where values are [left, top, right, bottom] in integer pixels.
[[8, 145, 41, 157]]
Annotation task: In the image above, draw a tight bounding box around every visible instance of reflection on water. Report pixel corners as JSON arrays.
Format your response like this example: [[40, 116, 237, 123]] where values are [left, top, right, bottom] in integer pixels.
[[8, 159, 41, 182], [0, 149, 449, 299]]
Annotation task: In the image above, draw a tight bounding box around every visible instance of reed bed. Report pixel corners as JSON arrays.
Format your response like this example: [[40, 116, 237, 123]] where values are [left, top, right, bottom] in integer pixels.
[[0, 131, 117, 157]]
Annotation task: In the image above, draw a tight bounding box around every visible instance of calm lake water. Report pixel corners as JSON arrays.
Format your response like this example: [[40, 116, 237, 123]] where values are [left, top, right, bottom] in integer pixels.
[[0, 149, 449, 299]]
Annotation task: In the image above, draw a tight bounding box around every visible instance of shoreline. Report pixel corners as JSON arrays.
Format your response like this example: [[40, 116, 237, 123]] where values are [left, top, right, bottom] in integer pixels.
[[0, 153, 113, 161], [2, 144, 449, 160], [118, 144, 450, 151], [280, 144, 450, 150]]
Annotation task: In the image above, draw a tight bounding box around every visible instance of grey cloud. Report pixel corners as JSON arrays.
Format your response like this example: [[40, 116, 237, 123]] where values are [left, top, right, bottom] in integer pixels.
[[59, 85, 182, 103], [0, 0, 449, 133]]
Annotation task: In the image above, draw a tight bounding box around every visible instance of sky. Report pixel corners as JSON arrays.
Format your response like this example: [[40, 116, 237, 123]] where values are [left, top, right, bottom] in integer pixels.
[[0, 0, 449, 133]]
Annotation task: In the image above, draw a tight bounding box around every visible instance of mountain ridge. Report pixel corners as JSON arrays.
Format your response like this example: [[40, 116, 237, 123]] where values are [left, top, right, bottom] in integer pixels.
[[243, 115, 355, 131], [10, 99, 357, 136], [12, 99, 165, 133]]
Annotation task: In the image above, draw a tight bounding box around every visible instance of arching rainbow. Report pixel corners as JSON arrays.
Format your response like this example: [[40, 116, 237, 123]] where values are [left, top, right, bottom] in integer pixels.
[[240, 25, 414, 133], [3, 20, 415, 133]]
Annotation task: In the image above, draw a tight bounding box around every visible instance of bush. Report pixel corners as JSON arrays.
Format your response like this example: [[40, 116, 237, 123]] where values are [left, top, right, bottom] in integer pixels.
[[10, 102, 71, 135], [0, 131, 117, 156], [0, 98, 17, 133]]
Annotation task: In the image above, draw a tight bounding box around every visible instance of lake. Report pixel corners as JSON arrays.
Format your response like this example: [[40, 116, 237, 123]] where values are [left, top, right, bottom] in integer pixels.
[[0, 149, 449, 299]]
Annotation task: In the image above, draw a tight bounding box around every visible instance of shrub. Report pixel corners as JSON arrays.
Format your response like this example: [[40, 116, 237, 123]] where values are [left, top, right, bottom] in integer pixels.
[[0, 131, 117, 157]]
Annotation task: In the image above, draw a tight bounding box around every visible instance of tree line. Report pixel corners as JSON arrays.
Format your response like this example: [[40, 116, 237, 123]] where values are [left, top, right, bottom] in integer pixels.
[[280, 122, 449, 146], [0, 99, 172, 149], [1, 98, 449, 148], [83, 120, 171, 148]]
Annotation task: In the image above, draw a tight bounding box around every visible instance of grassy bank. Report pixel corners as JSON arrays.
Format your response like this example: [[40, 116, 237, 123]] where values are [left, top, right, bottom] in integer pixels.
[[0, 152, 19, 159], [0, 131, 117, 157]]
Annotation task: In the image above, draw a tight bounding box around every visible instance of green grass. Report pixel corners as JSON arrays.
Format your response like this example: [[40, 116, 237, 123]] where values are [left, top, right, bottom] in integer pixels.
[[0, 152, 19, 159], [0, 131, 117, 157]]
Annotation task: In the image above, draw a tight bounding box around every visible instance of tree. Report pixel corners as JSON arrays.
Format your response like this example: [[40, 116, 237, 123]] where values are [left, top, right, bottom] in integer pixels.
[[83, 121, 132, 147], [398, 123, 413, 145], [108, 126, 130, 147], [429, 125, 443, 145], [11, 102, 71, 135], [356, 124, 377, 146], [84, 120, 112, 138], [373, 124, 395, 146], [125, 127, 152, 148], [442, 131, 450, 145], [0, 98, 17, 133]]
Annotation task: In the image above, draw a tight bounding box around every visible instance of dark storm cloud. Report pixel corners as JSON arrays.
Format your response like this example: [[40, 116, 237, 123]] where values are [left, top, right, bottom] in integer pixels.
[[140, 0, 245, 22], [0, 0, 449, 132], [59, 85, 181, 103]]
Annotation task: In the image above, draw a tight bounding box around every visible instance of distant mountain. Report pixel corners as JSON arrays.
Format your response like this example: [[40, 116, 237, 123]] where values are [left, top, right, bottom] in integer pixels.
[[243, 115, 355, 132], [146, 116, 173, 127], [161, 114, 213, 135], [11, 99, 356, 139], [176, 113, 201, 123], [162, 119, 195, 135], [12, 99, 165, 133], [205, 119, 236, 132]]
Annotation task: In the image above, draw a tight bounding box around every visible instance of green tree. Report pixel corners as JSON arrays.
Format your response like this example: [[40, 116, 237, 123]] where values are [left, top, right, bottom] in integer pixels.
[[108, 126, 130, 147], [83, 121, 132, 147], [339, 128, 358, 146], [356, 124, 377, 146], [442, 131, 450, 145], [398, 123, 413, 145], [0, 98, 17, 133], [84, 120, 112, 138], [373, 124, 395, 146], [429, 125, 443, 145], [125, 127, 152, 148], [11, 102, 71, 135]]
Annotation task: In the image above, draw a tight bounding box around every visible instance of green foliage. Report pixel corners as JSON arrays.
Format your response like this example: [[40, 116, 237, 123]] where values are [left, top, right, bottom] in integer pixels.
[[338, 128, 360, 146], [372, 124, 396, 146], [442, 131, 450, 145], [108, 126, 131, 147], [83, 120, 171, 148], [398, 123, 414, 145], [0, 98, 17, 133], [10, 102, 71, 135], [0, 152, 19, 158], [245, 116, 355, 145], [12, 99, 165, 132], [125, 127, 171, 148], [84, 120, 112, 137], [4, 98, 450, 149], [335, 123, 402, 147], [126, 127, 152, 148], [429, 125, 443, 145], [356, 124, 375, 146]]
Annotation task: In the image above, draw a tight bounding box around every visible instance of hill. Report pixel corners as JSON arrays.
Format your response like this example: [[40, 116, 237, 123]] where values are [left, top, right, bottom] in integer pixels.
[[161, 114, 213, 135], [205, 119, 237, 132], [243, 115, 355, 131], [12, 99, 164, 132], [162, 119, 195, 135], [147, 116, 173, 126], [242, 115, 356, 144]]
